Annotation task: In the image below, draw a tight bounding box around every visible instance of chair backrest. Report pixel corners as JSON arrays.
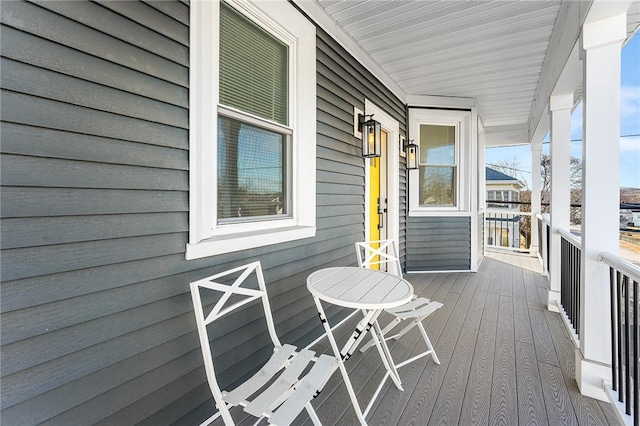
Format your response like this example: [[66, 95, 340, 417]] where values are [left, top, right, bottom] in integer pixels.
[[355, 239, 402, 277], [190, 261, 281, 408]]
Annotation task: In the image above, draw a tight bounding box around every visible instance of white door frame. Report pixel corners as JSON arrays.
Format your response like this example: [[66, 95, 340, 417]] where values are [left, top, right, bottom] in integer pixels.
[[364, 99, 400, 246]]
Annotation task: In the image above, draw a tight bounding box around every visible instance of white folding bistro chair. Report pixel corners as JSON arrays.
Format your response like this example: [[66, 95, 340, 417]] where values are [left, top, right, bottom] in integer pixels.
[[355, 240, 442, 369], [190, 261, 337, 426]]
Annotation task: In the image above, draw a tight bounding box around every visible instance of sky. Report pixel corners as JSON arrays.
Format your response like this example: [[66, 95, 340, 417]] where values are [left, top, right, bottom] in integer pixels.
[[486, 32, 640, 189]]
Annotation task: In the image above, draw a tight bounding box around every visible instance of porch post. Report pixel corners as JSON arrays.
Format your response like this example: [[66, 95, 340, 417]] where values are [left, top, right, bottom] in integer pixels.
[[547, 93, 573, 312], [530, 142, 542, 258], [575, 11, 626, 401]]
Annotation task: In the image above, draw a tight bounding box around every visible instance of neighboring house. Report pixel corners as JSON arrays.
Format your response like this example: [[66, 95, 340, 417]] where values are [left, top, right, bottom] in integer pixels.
[[621, 203, 640, 227], [1, 0, 637, 424], [485, 167, 524, 249]]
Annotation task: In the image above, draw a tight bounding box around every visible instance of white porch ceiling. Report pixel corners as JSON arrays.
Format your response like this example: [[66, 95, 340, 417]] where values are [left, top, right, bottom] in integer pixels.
[[301, 0, 640, 138]]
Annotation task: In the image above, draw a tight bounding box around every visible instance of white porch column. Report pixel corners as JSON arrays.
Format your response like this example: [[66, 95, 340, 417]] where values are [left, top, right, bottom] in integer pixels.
[[547, 93, 573, 312], [530, 143, 543, 258], [575, 11, 626, 401]]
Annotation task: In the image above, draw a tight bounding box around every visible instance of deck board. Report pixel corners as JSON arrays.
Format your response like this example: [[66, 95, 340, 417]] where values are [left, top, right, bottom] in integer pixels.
[[207, 252, 619, 426], [395, 269, 479, 426], [543, 309, 610, 425], [539, 361, 579, 425], [427, 326, 477, 425], [489, 294, 518, 425], [459, 286, 499, 425], [515, 340, 548, 425]]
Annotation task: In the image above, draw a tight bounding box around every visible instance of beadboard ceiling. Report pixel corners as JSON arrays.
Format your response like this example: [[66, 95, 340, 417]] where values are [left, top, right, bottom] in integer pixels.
[[300, 0, 640, 135]]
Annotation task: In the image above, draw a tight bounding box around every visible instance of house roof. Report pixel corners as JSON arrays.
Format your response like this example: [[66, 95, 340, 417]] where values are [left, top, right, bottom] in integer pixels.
[[296, 1, 640, 145], [486, 167, 519, 182]]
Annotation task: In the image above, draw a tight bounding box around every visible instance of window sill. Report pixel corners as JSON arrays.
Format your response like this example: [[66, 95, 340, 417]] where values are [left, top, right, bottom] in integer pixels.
[[185, 225, 316, 260]]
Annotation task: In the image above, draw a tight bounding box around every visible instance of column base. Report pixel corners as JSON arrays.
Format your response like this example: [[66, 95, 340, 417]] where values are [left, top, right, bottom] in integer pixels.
[[575, 348, 610, 402], [547, 289, 561, 312]]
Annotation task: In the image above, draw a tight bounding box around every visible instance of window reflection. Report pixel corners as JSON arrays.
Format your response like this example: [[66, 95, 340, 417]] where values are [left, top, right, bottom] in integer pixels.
[[218, 116, 287, 222]]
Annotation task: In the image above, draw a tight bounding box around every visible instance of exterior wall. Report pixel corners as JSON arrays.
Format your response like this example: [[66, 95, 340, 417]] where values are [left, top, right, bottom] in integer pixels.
[[0, 1, 406, 424], [406, 216, 471, 271], [406, 107, 477, 271]]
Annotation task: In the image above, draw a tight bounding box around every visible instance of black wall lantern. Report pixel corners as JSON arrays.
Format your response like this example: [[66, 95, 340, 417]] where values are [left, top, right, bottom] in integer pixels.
[[359, 114, 381, 158], [405, 140, 419, 170]]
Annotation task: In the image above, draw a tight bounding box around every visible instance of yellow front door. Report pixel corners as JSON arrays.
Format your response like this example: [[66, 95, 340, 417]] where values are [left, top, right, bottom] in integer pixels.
[[368, 131, 387, 269]]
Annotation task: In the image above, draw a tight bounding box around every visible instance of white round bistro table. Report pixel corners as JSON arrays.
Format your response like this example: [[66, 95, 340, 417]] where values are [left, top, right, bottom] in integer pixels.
[[307, 266, 414, 425]]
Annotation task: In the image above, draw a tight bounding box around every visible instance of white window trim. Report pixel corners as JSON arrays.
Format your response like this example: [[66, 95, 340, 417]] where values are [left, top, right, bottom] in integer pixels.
[[408, 108, 471, 216], [187, 0, 316, 260]]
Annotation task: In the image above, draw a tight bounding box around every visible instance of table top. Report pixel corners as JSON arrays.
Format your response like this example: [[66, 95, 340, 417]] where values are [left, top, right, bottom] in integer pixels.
[[307, 267, 414, 310]]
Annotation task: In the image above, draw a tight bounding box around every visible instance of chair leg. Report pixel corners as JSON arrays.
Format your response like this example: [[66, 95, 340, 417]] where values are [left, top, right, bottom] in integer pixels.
[[417, 321, 439, 364], [392, 318, 420, 340], [359, 317, 401, 352], [305, 402, 322, 426]]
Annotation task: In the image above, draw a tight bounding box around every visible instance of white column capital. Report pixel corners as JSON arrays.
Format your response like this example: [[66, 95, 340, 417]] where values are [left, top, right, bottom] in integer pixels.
[[582, 12, 627, 51], [549, 93, 574, 111]]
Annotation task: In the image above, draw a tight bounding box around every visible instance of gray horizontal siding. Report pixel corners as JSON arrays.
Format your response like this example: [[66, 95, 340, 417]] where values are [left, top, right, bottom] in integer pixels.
[[0, 0, 188, 85], [1, 91, 188, 149], [0, 1, 406, 424], [1, 122, 188, 169], [407, 216, 472, 271], [1, 26, 188, 107], [1, 58, 187, 128]]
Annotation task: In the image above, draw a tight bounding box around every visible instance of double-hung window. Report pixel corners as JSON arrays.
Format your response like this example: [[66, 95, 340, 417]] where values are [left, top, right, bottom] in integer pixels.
[[418, 124, 457, 207], [408, 108, 471, 214], [187, 0, 316, 259]]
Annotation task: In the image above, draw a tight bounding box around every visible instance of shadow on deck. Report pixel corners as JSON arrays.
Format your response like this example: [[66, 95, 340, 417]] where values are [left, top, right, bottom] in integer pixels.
[[301, 252, 618, 426], [208, 252, 618, 425]]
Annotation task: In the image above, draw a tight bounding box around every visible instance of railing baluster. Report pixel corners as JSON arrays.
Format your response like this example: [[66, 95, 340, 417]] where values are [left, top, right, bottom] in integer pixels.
[[557, 235, 581, 337], [633, 278, 638, 426], [546, 224, 550, 274], [494, 215, 497, 246], [626, 275, 632, 414], [569, 240, 573, 327], [575, 244, 580, 338], [611, 267, 618, 392], [601, 253, 640, 425], [620, 271, 624, 403], [560, 237, 563, 306], [569, 240, 573, 329], [560, 238, 565, 312], [569, 239, 572, 324]]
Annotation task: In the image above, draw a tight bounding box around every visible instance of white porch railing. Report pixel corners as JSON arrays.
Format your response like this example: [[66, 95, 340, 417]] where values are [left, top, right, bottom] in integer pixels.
[[484, 208, 533, 254], [601, 252, 640, 426]]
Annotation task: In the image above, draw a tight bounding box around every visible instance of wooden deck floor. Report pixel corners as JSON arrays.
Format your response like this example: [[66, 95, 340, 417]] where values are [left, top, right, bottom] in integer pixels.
[[300, 252, 619, 426]]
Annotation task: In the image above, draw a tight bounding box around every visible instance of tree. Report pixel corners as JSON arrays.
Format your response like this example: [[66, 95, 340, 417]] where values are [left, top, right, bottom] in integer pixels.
[[487, 158, 529, 190], [539, 154, 583, 225], [489, 154, 582, 217], [488, 153, 584, 247]]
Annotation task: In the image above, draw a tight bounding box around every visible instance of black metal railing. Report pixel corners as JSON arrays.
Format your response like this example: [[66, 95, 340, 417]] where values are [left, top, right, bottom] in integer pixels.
[[537, 214, 550, 275], [559, 231, 581, 338], [604, 252, 640, 426], [546, 221, 551, 274], [485, 200, 533, 252]]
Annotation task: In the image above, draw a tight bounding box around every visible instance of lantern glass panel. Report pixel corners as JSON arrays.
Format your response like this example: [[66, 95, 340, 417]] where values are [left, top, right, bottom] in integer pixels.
[[406, 143, 419, 169], [361, 119, 381, 157]]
